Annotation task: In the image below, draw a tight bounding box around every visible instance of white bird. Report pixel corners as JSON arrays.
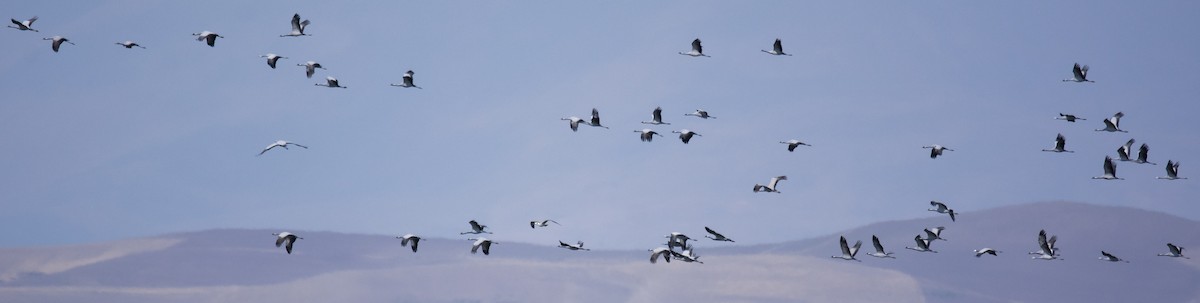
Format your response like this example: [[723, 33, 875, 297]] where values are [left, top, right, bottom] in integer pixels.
[[1094, 112, 1127, 132], [298, 61, 326, 79], [1042, 133, 1074, 153], [922, 145, 954, 159], [704, 227, 734, 242], [280, 13, 311, 37], [684, 109, 716, 119], [315, 76, 346, 88], [672, 129, 701, 144], [261, 53, 287, 69], [1158, 243, 1188, 259], [396, 234, 421, 253], [1116, 139, 1135, 161], [587, 108, 608, 129], [42, 36, 74, 52], [973, 248, 1001, 257], [272, 232, 302, 254], [1134, 143, 1157, 165], [1032, 238, 1062, 261], [1055, 113, 1086, 122], [641, 107, 670, 125], [866, 235, 895, 258], [780, 139, 811, 152], [1062, 63, 1094, 83], [648, 247, 673, 264], [192, 31, 222, 47], [927, 201, 958, 222], [905, 235, 937, 253], [1157, 160, 1186, 180], [670, 245, 703, 263], [752, 175, 787, 193], [460, 220, 492, 235], [562, 116, 586, 132], [831, 236, 862, 261], [559, 241, 590, 251], [390, 70, 421, 88], [924, 226, 947, 241], [761, 38, 791, 56], [1092, 156, 1123, 180], [665, 232, 692, 251], [1099, 251, 1129, 263], [1029, 229, 1061, 256], [468, 237, 497, 255], [530, 219, 560, 228], [679, 38, 709, 57], [115, 40, 145, 49], [8, 16, 38, 32], [258, 140, 308, 156], [635, 129, 662, 142]]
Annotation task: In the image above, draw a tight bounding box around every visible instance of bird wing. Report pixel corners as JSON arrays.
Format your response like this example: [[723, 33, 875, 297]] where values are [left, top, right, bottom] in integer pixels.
[[27, 16, 37, 25], [705, 227, 724, 239], [850, 241, 862, 256], [410, 238, 419, 252], [1168, 243, 1181, 254], [1072, 63, 1085, 80], [559, 241, 571, 247], [404, 73, 414, 86], [471, 240, 481, 254], [288, 142, 308, 149], [291, 14, 302, 31], [1138, 144, 1150, 161], [913, 235, 927, 249], [872, 235, 885, 253], [591, 108, 601, 125], [839, 236, 851, 256], [1101, 251, 1116, 259], [1055, 134, 1066, 149], [773, 39, 783, 53], [469, 220, 483, 231], [930, 201, 947, 211], [652, 107, 663, 122], [1104, 156, 1116, 176], [1112, 112, 1123, 127], [768, 176, 786, 189], [692, 39, 702, 53], [481, 241, 492, 255], [11, 19, 21, 27]]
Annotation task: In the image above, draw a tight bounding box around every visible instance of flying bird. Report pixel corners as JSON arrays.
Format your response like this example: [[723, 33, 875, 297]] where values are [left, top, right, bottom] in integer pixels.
[[272, 232, 302, 254], [927, 201, 958, 222], [865, 235, 895, 258], [703, 227, 734, 242], [922, 145, 954, 159], [665, 232, 692, 251], [1099, 251, 1129, 263], [397, 234, 421, 253], [761, 38, 791, 56], [1094, 112, 1127, 132], [530, 219, 560, 228], [641, 107, 670, 125], [1157, 160, 1186, 180], [390, 70, 421, 88], [261, 53, 286, 69], [1158, 243, 1188, 259], [460, 220, 492, 235], [1032, 238, 1062, 261], [831, 236, 864, 261], [562, 116, 586, 132], [468, 238, 497, 255], [1116, 139, 1135, 161], [635, 129, 662, 142], [973, 248, 1001, 257], [558, 241, 590, 251], [1042, 134, 1074, 153], [587, 108, 608, 129], [924, 226, 947, 241], [1063, 63, 1094, 83], [684, 109, 716, 119], [679, 38, 709, 57], [1029, 229, 1061, 257], [115, 41, 145, 49], [315, 76, 346, 88], [1055, 113, 1086, 122], [752, 175, 787, 193], [299, 61, 325, 78], [192, 31, 222, 47], [1134, 144, 1157, 165], [258, 140, 308, 156], [672, 129, 701, 144], [780, 139, 811, 152], [1092, 156, 1123, 180], [280, 13, 311, 37], [8, 16, 38, 32], [42, 36, 74, 52], [905, 235, 937, 253], [649, 247, 673, 264]]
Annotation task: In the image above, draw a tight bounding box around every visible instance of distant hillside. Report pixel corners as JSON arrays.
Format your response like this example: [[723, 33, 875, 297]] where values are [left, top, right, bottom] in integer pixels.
[[0, 201, 1196, 303]]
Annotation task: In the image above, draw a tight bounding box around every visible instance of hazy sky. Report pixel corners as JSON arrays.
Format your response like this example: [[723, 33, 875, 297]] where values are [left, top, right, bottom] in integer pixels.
[[1, 0, 1197, 249]]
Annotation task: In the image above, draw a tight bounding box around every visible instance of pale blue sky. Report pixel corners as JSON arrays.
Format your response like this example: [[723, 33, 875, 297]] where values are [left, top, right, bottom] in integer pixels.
[[1, 0, 1197, 249]]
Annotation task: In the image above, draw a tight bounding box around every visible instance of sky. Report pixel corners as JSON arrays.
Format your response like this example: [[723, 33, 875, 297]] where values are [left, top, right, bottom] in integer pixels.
[[1, 0, 1198, 250]]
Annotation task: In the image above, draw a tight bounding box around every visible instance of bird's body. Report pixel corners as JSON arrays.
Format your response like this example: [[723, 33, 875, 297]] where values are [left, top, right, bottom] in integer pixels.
[[1099, 251, 1128, 263], [761, 38, 791, 56], [390, 70, 421, 88], [927, 201, 958, 222], [672, 129, 701, 144], [679, 38, 709, 57], [1055, 113, 1086, 122], [1134, 144, 1157, 165], [397, 234, 421, 253], [641, 107, 670, 125], [649, 247, 673, 264], [635, 129, 662, 142], [272, 232, 302, 254], [469, 238, 496, 255], [1092, 156, 1123, 180], [43, 36, 74, 52], [922, 145, 954, 159], [530, 219, 559, 228], [1042, 133, 1074, 153], [780, 140, 811, 152], [299, 61, 325, 78], [8, 16, 38, 32], [563, 117, 585, 132], [1063, 63, 1094, 82], [258, 140, 308, 156], [1158, 160, 1186, 180], [753, 175, 787, 193], [684, 109, 716, 119], [924, 227, 947, 241], [460, 220, 492, 235], [973, 248, 1000, 257], [1095, 112, 1127, 132], [280, 13, 310, 37], [1158, 243, 1188, 258], [905, 235, 937, 253], [192, 31, 222, 47], [261, 53, 286, 69], [316, 76, 346, 88], [559, 241, 590, 251], [115, 41, 145, 49], [866, 235, 895, 258], [704, 227, 734, 242]]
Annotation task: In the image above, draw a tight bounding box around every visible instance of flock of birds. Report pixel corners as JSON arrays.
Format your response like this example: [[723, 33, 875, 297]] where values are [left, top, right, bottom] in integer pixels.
[[10, 11, 1190, 266]]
